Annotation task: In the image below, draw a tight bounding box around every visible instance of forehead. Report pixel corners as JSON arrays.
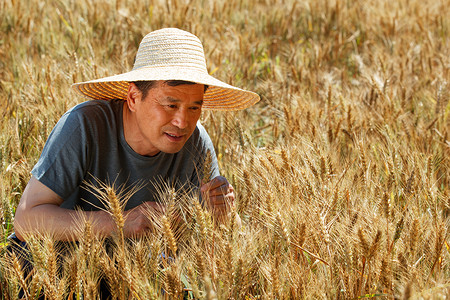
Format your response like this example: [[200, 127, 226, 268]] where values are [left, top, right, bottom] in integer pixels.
[[148, 81, 205, 102], [158, 80, 204, 90]]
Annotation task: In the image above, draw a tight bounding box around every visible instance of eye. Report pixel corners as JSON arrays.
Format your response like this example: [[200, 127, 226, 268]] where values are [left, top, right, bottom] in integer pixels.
[[190, 106, 201, 111], [167, 104, 177, 109]]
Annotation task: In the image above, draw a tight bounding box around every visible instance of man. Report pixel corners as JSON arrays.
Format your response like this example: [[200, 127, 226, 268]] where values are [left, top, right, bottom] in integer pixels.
[[13, 28, 259, 241]]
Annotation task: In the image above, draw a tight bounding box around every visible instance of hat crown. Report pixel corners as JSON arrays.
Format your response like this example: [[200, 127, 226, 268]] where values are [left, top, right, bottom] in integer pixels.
[[132, 28, 208, 73], [72, 28, 260, 110]]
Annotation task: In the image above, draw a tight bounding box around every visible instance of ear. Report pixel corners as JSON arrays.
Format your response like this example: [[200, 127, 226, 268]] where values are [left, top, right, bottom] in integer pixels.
[[126, 83, 141, 112]]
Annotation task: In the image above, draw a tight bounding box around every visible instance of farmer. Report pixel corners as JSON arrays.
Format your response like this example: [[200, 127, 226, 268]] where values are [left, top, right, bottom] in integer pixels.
[[12, 28, 259, 242]]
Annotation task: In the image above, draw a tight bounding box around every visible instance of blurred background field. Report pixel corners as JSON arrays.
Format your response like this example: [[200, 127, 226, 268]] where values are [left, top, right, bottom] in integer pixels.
[[0, 0, 449, 298]]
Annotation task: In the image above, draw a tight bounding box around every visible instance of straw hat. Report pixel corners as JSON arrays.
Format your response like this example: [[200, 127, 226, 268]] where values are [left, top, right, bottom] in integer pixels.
[[72, 28, 260, 111]]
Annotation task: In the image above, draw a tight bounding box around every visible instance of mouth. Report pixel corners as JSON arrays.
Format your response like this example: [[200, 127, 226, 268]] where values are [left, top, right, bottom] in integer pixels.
[[165, 132, 184, 142]]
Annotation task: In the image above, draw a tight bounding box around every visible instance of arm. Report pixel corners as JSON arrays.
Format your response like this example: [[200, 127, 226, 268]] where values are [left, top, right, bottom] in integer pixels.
[[14, 176, 157, 241]]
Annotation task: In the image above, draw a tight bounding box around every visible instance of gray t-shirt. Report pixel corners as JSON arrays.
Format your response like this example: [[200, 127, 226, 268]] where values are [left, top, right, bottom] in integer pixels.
[[32, 99, 219, 211]]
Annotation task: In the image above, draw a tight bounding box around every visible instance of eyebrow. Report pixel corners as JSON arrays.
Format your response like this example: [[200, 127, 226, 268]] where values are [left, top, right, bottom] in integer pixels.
[[164, 96, 203, 106]]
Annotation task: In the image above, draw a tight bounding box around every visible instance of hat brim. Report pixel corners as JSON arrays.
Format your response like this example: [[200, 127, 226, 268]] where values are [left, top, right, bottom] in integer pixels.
[[72, 66, 260, 111]]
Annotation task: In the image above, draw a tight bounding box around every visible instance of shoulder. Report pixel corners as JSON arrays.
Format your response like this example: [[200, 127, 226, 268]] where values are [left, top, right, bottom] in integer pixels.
[[58, 100, 123, 130], [41, 100, 123, 145], [66, 99, 121, 118], [183, 121, 214, 155], [196, 121, 208, 136], [186, 121, 212, 146], [192, 121, 210, 140]]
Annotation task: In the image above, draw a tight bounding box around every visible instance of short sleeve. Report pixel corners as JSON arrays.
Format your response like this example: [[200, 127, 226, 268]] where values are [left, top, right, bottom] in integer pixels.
[[31, 107, 91, 199]]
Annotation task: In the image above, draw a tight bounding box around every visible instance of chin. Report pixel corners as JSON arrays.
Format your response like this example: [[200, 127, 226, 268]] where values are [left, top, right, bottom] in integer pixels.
[[161, 145, 185, 154]]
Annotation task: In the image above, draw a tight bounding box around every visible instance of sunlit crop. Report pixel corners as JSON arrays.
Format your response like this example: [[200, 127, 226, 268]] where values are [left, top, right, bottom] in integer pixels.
[[0, 0, 448, 298]]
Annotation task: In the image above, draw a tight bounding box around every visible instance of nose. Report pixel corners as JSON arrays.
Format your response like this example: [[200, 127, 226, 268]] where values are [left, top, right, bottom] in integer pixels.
[[172, 109, 188, 129]]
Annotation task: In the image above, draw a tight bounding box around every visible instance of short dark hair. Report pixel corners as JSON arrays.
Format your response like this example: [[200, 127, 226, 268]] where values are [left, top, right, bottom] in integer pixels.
[[131, 80, 209, 100]]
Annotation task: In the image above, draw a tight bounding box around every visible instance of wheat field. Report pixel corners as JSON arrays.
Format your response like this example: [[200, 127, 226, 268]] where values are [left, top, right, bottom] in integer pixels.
[[0, 0, 449, 298]]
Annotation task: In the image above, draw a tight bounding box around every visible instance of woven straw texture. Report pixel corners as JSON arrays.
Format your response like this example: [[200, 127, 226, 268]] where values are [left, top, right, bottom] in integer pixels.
[[72, 28, 260, 111]]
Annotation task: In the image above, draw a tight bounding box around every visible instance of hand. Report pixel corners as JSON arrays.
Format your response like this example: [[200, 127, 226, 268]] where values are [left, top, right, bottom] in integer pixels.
[[201, 176, 235, 220], [122, 201, 162, 237]]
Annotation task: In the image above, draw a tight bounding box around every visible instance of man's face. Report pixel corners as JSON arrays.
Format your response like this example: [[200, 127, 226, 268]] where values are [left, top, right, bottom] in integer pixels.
[[129, 81, 204, 156]]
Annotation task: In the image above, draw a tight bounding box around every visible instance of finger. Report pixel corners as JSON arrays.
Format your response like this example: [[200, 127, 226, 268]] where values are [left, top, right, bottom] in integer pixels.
[[226, 191, 235, 204], [209, 204, 229, 216], [201, 176, 227, 192], [140, 202, 165, 217], [210, 201, 232, 216], [207, 194, 234, 207], [205, 183, 230, 196], [201, 179, 221, 193], [210, 202, 229, 210], [207, 190, 235, 208]]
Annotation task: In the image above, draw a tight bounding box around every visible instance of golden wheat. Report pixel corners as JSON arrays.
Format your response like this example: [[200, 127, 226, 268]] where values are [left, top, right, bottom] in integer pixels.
[[1, 0, 449, 298]]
